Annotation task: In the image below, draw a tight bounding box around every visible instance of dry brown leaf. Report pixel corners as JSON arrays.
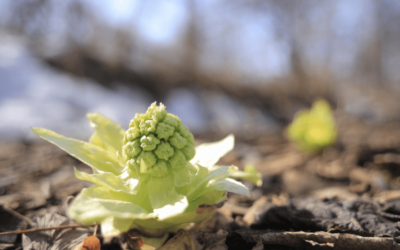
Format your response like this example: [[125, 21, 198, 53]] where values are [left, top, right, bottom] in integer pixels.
[[125, 237, 156, 250], [242, 196, 268, 225], [0, 206, 28, 243], [22, 213, 89, 250]]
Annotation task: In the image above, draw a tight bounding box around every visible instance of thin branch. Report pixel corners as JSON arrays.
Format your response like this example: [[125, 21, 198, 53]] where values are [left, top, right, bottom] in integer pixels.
[[0, 224, 95, 236], [2, 206, 33, 225], [238, 231, 400, 250]]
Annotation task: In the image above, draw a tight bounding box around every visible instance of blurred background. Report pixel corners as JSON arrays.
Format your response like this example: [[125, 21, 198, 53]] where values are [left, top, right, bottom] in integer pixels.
[[2, 0, 400, 141]]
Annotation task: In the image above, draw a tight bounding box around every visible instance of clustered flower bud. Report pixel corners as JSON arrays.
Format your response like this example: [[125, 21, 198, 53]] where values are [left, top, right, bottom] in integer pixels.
[[122, 102, 195, 177]]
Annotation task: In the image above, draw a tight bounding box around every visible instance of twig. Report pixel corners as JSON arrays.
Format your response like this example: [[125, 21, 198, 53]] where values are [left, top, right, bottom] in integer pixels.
[[93, 224, 98, 236], [381, 212, 400, 220], [3, 206, 33, 225], [238, 231, 400, 250], [0, 224, 95, 236]]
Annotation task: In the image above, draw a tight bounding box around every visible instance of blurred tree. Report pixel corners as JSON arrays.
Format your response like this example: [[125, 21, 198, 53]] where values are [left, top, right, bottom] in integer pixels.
[[2, 0, 400, 126]]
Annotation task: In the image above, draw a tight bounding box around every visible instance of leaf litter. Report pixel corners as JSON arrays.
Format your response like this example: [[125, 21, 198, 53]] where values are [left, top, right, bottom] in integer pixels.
[[22, 213, 89, 250]]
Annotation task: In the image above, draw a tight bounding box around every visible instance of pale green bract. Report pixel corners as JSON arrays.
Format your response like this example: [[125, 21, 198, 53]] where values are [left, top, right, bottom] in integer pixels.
[[32, 102, 261, 238]]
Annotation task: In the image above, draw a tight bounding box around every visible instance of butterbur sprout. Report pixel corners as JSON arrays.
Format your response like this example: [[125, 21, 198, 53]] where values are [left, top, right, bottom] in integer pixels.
[[287, 99, 337, 153], [32, 102, 261, 247]]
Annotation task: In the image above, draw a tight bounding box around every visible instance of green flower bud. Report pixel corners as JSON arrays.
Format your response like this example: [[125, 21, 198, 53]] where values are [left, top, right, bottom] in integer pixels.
[[138, 151, 157, 170], [150, 160, 169, 177], [182, 144, 195, 160], [168, 150, 186, 170], [156, 123, 175, 140], [122, 139, 141, 161], [127, 159, 140, 176], [124, 127, 141, 143], [140, 134, 160, 151], [154, 141, 174, 161], [140, 120, 156, 135], [169, 132, 187, 149], [163, 114, 180, 128], [129, 113, 145, 128], [123, 102, 196, 177]]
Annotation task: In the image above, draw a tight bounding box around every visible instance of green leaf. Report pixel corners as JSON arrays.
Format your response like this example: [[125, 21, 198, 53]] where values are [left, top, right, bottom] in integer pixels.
[[212, 178, 250, 197], [147, 190, 226, 230], [174, 163, 209, 196], [185, 190, 226, 212], [87, 113, 125, 153], [186, 162, 198, 175], [191, 134, 234, 169], [101, 216, 134, 236], [228, 164, 262, 187], [188, 175, 250, 202], [74, 168, 140, 194], [172, 167, 191, 187], [32, 128, 122, 174], [89, 132, 107, 150], [147, 174, 188, 220], [186, 165, 237, 200], [129, 190, 225, 233], [68, 185, 153, 224]]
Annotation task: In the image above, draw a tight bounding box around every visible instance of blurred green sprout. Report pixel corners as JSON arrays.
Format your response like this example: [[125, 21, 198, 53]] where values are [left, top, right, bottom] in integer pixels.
[[287, 99, 337, 153]]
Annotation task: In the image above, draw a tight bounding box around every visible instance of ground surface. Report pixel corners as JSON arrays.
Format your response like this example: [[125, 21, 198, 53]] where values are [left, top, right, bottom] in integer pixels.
[[2, 116, 400, 249]]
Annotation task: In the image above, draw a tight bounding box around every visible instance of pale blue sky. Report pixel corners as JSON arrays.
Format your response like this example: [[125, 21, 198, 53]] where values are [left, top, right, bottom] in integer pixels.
[[83, 0, 188, 44]]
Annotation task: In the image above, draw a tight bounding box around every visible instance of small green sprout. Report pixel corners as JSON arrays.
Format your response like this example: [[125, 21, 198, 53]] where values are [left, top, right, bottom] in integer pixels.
[[287, 99, 337, 153], [229, 164, 262, 187], [32, 102, 261, 243]]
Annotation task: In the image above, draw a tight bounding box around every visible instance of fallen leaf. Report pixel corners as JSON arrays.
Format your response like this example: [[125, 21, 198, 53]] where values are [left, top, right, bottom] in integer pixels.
[[22, 213, 90, 250], [0, 206, 28, 243], [125, 236, 155, 250]]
